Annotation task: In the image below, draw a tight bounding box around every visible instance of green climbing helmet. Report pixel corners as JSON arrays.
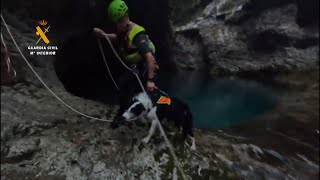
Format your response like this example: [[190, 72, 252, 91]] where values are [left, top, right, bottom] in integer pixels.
[[108, 0, 128, 22]]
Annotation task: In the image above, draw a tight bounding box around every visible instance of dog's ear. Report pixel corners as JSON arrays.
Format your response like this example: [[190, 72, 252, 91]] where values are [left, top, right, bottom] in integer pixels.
[[131, 103, 146, 116], [129, 98, 138, 105]]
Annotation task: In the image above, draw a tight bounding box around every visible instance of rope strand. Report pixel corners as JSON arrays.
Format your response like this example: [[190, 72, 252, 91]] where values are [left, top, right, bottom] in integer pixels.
[[97, 39, 119, 90]]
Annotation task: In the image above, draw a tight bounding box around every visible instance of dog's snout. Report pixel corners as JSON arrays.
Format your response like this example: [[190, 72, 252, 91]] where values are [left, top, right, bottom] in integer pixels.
[[110, 116, 127, 129], [120, 116, 127, 122]]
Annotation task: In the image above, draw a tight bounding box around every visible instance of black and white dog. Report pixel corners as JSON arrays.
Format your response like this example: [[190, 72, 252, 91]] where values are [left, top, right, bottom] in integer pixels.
[[118, 92, 196, 150]]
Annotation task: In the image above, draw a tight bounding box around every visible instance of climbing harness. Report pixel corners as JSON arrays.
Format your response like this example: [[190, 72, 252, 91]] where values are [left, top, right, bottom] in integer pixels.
[[1, 14, 112, 123], [1, 13, 188, 180]]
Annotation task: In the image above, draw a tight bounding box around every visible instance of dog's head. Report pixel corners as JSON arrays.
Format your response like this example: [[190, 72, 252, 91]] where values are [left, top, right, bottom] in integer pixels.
[[122, 100, 147, 121], [111, 93, 152, 129], [122, 92, 152, 122], [111, 99, 147, 129]]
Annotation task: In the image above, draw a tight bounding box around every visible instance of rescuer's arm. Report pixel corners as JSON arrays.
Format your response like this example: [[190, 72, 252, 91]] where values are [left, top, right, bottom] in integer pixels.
[[134, 33, 157, 91]]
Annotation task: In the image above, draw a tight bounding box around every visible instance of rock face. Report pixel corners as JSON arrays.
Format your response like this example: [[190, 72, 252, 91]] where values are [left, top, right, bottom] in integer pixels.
[[171, 32, 207, 69], [2, 75, 319, 179], [1, 82, 239, 179], [171, 0, 319, 73]]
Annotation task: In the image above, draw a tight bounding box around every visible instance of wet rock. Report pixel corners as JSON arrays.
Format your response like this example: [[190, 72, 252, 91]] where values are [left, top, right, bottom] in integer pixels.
[[215, 153, 234, 166], [231, 144, 264, 160], [92, 162, 106, 174], [291, 155, 319, 179], [233, 161, 295, 180], [171, 32, 206, 69], [265, 150, 288, 163], [296, 154, 319, 170], [169, 0, 204, 25], [245, 3, 319, 51], [213, 0, 250, 20], [172, 1, 319, 74]]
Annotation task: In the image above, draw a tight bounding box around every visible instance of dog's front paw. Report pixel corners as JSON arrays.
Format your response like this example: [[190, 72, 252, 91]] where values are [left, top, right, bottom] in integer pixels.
[[142, 137, 150, 144], [185, 140, 196, 151]]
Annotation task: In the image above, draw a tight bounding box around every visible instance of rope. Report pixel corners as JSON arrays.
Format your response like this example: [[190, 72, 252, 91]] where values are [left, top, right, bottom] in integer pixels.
[[266, 128, 319, 151], [97, 39, 119, 90], [104, 33, 133, 72], [1, 14, 112, 123], [103, 31, 188, 180], [1, 32, 16, 78]]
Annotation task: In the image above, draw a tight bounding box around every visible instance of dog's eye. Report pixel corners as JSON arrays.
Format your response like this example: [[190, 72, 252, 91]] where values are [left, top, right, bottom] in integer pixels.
[[131, 103, 146, 116], [131, 98, 138, 104]]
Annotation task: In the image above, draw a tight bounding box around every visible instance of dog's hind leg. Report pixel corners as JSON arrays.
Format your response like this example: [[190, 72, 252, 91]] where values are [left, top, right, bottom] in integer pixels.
[[182, 108, 196, 150], [182, 126, 196, 150], [142, 119, 158, 144], [184, 134, 196, 151], [189, 135, 196, 151]]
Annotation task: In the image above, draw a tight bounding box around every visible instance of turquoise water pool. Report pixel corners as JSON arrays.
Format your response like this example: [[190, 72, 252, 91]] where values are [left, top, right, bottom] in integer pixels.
[[157, 71, 279, 128]]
